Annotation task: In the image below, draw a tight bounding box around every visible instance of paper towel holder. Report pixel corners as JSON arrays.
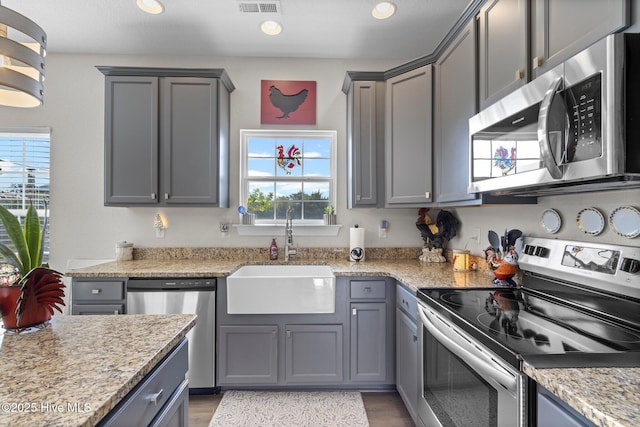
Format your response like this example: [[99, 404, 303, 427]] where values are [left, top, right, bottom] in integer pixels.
[[350, 224, 365, 262]]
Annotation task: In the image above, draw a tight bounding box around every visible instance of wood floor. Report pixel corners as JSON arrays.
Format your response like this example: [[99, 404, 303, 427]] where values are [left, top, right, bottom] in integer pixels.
[[189, 391, 415, 427]]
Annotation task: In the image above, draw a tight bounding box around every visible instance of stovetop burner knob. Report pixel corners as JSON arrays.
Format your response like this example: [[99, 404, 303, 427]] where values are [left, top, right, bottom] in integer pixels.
[[620, 257, 640, 274]]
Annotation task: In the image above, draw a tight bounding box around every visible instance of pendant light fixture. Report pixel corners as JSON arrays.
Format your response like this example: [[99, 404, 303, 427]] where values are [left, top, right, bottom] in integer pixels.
[[0, 1, 47, 108]]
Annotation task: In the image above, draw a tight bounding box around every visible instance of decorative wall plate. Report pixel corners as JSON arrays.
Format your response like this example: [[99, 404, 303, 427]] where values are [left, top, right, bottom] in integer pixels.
[[540, 209, 562, 234], [577, 207, 605, 236], [609, 206, 640, 238]]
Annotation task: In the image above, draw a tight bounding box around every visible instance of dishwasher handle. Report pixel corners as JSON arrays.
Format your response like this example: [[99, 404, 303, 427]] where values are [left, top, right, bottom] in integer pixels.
[[127, 278, 217, 291]]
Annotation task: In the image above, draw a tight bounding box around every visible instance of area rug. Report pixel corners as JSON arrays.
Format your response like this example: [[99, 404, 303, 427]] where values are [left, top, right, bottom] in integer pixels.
[[208, 390, 369, 427]]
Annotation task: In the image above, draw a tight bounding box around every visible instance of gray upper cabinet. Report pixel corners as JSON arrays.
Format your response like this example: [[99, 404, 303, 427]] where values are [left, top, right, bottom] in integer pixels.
[[434, 19, 479, 205], [345, 77, 385, 208], [99, 67, 234, 207], [104, 76, 159, 205], [478, 0, 529, 109], [385, 65, 433, 207], [531, 0, 629, 78]]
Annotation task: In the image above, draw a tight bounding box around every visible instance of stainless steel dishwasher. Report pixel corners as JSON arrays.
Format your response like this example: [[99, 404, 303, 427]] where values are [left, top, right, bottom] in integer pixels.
[[126, 278, 216, 391]]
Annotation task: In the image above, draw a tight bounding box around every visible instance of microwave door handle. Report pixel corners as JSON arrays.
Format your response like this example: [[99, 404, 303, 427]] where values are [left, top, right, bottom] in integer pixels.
[[418, 305, 518, 395], [537, 76, 564, 179]]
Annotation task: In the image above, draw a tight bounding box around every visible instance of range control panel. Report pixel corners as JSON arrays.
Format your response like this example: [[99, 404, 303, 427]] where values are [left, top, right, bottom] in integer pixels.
[[519, 237, 640, 300]]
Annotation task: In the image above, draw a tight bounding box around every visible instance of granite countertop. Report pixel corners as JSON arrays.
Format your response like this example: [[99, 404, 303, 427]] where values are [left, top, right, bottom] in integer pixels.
[[65, 254, 639, 427], [65, 258, 494, 292], [0, 314, 196, 427], [524, 363, 640, 427]]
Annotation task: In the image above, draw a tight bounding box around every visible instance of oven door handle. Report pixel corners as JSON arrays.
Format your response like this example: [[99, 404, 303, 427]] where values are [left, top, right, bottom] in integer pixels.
[[418, 304, 517, 395], [537, 75, 564, 179]]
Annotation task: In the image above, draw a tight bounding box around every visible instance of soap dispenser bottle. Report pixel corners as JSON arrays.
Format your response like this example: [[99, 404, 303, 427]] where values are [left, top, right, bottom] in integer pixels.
[[270, 238, 278, 260]]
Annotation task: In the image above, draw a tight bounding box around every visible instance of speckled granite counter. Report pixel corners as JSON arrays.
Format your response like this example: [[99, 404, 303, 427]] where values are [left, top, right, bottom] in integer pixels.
[[0, 314, 196, 427], [65, 253, 639, 427], [65, 258, 495, 292], [524, 363, 640, 427]]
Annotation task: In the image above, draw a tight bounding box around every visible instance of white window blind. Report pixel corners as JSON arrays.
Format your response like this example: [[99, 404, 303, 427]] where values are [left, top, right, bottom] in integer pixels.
[[0, 130, 51, 262]]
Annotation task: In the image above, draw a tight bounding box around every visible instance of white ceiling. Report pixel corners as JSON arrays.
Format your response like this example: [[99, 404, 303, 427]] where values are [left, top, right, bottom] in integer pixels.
[[3, 0, 472, 61]]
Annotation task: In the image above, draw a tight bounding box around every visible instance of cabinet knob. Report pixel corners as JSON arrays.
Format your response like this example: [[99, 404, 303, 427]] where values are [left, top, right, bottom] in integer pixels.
[[91, 289, 101, 294], [413, 335, 418, 342], [364, 286, 372, 293], [532, 56, 544, 69], [515, 69, 524, 80], [147, 389, 164, 406]]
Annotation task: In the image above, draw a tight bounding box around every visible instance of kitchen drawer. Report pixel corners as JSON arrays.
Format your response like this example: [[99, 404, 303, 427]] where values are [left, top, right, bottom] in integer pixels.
[[396, 284, 417, 322], [350, 280, 386, 299], [73, 280, 125, 301], [99, 338, 188, 427], [72, 304, 125, 315]]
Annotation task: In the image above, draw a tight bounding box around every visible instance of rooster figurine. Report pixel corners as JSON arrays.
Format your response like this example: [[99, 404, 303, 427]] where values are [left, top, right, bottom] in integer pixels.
[[485, 247, 519, 287]]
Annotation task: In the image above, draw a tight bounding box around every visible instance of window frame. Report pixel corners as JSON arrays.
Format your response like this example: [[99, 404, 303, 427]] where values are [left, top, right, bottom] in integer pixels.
[[0, 127, 51, 262], [239, 129, 337, 225]]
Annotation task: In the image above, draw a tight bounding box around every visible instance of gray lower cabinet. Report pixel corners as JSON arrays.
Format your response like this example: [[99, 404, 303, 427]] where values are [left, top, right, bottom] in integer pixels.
[[345, 77, 385, 208], [71, 278, 127, 315], [385, 65, 433, 207], [395, 285, 418, 424], [218, 323, 344, 386], [99, 338, 189, 427], [537, 384, 597, 427], [98, 67, 233, 207], [285, 324, 343, 383], [348, 278, 395, 384], [218, 325, 279, 385], [531, 0, 629, 78]]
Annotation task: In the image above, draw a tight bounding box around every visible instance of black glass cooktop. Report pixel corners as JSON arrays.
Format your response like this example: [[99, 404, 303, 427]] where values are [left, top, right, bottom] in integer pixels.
[[418, 286, 640, 369]]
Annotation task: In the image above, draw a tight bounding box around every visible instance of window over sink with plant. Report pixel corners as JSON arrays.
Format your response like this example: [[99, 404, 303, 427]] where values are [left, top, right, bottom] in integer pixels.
[[240, 130, 336, 225]]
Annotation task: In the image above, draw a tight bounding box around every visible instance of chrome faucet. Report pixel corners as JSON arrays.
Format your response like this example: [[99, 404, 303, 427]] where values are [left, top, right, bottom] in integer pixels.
[[285, 207, 297, 261]]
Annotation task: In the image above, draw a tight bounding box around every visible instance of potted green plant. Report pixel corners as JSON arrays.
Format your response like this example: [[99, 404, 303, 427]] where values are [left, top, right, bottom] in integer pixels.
[[0, 204, 64, 330], [323, 205, 336, 225]]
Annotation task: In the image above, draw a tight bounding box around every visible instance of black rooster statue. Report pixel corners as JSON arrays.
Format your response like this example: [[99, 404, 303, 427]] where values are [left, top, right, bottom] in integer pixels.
[[269, 85, 309, 119]]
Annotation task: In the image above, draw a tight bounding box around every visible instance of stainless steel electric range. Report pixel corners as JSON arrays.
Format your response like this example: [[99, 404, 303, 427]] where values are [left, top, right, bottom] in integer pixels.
[[416, 237, 640, 427]]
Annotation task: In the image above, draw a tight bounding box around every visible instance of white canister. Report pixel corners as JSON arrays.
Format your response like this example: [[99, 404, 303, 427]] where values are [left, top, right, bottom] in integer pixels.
[[116, 241, 134, 261]]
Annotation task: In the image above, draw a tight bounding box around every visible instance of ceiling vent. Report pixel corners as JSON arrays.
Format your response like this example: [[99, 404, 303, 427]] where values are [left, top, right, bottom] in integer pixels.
[[237, 1, 282, 13]]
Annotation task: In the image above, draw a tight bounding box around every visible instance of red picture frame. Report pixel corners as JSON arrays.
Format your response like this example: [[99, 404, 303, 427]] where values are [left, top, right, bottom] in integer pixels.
[[261, 80, 316, 125]]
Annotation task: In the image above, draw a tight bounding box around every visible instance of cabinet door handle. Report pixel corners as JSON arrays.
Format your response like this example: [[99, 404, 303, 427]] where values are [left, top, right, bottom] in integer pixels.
[[286, 330, 291, 338], [164, 193, 169, 200], [272, 330, 277, 337], [413, 335, 418, 343], [532, 56, 544, 69], [352, 308, 357, 316], [91, 289, 101, 294], [151, 193, 157, 200], [147, 389, 164, 405], [515, 68, 524, 80], [114, 310, 120, 314], [363, 286, 371, 293]]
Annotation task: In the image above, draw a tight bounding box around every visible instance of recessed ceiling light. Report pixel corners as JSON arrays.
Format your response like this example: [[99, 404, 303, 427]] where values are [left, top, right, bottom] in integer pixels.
[[137, 0, 165, 15], [261, 20, 282, 36], [371, 1, 396, 20]]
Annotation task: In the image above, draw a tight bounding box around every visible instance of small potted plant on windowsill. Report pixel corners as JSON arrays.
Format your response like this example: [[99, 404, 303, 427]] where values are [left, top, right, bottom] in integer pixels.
[[0, 204, 64, 331], [323, 205, 336, 225]]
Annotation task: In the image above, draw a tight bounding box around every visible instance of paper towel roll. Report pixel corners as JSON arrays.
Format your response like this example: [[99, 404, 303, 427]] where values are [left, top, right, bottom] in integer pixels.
[[349, 226, 365, 262]]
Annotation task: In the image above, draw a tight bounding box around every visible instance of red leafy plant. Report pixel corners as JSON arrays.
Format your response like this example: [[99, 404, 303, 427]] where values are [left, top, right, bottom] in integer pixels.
[[0, 204, 64, 329]]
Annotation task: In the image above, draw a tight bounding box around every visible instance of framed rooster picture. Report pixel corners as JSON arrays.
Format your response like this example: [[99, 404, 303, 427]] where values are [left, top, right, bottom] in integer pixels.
[[260, 80, 316, 125]]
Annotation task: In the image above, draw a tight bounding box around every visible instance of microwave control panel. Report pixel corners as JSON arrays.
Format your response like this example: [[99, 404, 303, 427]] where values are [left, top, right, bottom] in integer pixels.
[[567, 73, 602, 162]]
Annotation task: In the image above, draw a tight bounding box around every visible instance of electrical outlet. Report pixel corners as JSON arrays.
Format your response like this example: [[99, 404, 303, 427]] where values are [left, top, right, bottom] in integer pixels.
[[220, 222, 230, 233], [471, 228, 481, 244]]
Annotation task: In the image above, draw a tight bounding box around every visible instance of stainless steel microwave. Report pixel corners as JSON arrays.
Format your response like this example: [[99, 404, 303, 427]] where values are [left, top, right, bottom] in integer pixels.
[[468, 33, 640, 196]]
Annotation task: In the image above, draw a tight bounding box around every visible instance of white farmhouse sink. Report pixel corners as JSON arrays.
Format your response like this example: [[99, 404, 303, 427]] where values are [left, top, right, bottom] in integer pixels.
[[226, 265, 335, 314]]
